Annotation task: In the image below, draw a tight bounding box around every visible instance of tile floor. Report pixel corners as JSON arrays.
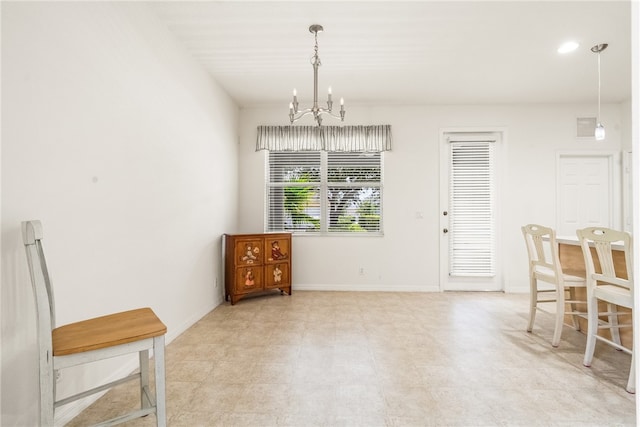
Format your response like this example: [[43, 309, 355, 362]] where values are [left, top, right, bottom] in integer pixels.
[[67, 291, 635, 426]]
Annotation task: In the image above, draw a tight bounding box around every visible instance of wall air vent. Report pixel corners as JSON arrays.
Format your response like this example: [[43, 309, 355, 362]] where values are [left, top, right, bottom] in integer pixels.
[[577, 117, 597, 138]]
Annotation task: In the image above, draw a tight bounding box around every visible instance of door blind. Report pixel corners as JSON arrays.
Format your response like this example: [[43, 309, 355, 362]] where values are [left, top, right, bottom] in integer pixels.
[[449, 140, 495, 277]]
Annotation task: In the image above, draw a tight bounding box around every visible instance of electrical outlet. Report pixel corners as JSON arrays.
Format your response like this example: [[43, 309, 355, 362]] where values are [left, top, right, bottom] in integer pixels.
[[359, 267, 365, 275], [55, 370, 61, 382]]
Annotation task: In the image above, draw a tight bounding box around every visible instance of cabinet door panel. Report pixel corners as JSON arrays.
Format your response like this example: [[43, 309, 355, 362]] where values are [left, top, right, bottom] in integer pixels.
[[265, 263, 289, 289], [235, 266, 263, 294], [234, 239, 263, 266], [265, 236, 290, 263]]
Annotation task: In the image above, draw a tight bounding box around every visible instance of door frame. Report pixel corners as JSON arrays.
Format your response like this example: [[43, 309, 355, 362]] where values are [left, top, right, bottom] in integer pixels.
[[555, 150, 621, 236], [622, 150, 632, 233], [439, 127, 506, 292]]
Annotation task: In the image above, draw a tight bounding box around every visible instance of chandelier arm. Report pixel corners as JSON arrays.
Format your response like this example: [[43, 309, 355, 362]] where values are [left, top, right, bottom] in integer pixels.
[[315, 108, 342, 119], [290, 109, 315, 124], [290, 108, 344, 125]]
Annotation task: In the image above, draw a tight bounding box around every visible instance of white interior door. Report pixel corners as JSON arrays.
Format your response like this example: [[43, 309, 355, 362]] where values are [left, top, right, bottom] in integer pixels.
[[439, 131, 502, 291], [557, 153, 618, 237]]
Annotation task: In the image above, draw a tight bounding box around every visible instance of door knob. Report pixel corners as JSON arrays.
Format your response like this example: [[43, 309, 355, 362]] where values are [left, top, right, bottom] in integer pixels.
[[443, 228, 449, 233]]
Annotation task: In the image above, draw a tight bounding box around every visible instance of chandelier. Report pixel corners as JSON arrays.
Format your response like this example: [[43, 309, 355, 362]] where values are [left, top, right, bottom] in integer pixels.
[[591, 43, 608, 140], [289, 24, 345, 126]]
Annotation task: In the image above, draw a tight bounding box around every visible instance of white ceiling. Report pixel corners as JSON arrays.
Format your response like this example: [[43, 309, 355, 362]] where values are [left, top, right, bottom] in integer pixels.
[[148, 1, 631, 108]]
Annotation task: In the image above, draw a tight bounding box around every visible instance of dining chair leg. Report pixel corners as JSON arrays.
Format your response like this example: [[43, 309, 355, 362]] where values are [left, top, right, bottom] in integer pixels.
[[139, 349, 150, 410], [40, 363, 55, 426], [583, 295, 598, 367], [607, 303, 622, 346], [154, 336, 167, 427], [37, 342, 55, 427], [552, 288, 565, 347], [527, 277, 537, 333], [626, 350, 635, 394], [568, 288, 581, 331]]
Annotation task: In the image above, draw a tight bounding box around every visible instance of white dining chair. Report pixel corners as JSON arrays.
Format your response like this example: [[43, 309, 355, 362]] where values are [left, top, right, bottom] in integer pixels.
[[22, 220, 168, 425], [576, 226, 634, 393], [522, 224, 587, 347]]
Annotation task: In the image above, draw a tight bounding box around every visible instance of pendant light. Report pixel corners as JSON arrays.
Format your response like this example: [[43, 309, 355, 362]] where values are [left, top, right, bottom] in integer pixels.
[[591, 43, 608, 140]]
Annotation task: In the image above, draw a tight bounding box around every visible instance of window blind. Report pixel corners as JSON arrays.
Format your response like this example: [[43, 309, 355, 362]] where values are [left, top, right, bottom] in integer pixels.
[[266, 151, 382, 234], [326, 152, 382, 233], [448, 140, 495, 277], [266, 151, 321, 232]]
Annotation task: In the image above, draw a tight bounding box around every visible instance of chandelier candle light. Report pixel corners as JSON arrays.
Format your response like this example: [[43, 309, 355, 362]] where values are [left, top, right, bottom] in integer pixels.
[[591, 43, 608, 141], [289, 24, 345, 126]]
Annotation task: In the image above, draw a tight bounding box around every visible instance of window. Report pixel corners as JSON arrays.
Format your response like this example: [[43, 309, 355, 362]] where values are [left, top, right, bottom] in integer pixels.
[[266, 151, 383, 234]]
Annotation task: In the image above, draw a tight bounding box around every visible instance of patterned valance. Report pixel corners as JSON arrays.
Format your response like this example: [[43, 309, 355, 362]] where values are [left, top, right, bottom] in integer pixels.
[[256, 125, 392, 152]]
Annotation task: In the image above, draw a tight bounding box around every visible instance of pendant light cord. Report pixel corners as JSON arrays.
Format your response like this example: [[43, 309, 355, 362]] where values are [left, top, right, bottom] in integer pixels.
[[597, 51, 602, 121]]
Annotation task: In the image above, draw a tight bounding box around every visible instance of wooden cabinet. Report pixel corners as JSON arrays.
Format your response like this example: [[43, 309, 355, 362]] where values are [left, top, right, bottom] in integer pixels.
[[223, 233, 292, 305]]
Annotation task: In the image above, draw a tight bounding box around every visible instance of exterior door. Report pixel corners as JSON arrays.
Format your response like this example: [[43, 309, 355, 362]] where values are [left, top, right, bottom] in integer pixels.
[[439, 131, 502, 291]]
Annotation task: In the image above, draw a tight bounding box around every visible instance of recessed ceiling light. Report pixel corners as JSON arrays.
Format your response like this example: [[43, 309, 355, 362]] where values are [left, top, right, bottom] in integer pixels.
[[558, 41, 580, 54]]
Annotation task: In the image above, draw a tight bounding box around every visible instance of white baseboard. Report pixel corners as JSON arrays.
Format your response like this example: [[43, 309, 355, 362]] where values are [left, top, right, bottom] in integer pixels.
[[504, 285, 529, 294], [293, 283, 442, 292], [166, 301, 220, 343], [293, 283, 527, 294]]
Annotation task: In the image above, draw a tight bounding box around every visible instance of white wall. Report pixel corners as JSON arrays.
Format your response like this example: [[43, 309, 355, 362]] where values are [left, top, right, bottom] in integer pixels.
[[1, 3, 238, 425], [239, 102, 625, 294]]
